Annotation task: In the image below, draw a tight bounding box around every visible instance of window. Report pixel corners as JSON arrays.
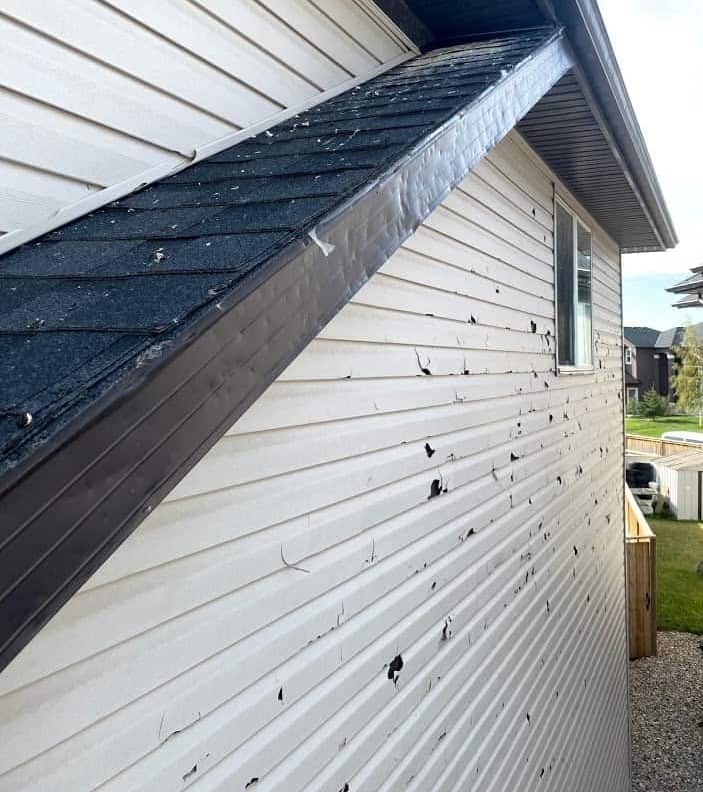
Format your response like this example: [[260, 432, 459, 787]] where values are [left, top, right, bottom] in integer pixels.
[[555, 200, 592, 368], [625, 348, 632, 365]]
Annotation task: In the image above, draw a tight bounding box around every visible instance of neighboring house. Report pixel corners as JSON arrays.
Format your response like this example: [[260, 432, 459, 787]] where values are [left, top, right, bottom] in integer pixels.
[[0, 3, 676, 792], [623, 326, 667, 407], [624, 323, 703, 408]]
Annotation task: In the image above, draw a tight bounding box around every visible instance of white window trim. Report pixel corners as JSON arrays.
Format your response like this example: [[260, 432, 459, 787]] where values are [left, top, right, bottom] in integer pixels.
[[554, 194, 594, 375], [625, 347, 632, 365]]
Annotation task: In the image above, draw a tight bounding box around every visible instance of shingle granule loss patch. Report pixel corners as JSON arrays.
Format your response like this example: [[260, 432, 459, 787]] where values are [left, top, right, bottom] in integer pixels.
[[630, 631, 703, 791]]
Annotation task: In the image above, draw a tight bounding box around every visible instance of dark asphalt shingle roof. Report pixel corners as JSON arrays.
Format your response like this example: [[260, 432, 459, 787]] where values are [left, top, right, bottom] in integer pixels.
[[0, 28, 555, 474], [652, 322, 703, 348], [655, 327, 683, 348], [623, 327, 661, 347]]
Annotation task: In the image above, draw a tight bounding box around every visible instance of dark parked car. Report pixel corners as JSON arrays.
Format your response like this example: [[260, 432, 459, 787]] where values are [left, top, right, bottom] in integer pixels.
[[626, 462, 656, 489]]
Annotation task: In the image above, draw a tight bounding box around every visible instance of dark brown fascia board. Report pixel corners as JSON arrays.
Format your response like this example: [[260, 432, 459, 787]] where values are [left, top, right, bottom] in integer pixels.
[[537, 0, 677, 250], [0, 32, 574, 673]]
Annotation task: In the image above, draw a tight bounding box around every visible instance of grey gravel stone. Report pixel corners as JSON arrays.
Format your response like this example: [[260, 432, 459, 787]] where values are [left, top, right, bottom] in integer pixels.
[[630, 631, 703, 791]]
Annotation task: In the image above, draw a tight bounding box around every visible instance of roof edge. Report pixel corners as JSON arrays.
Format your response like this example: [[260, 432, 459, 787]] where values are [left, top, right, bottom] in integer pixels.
[[378, 0, 677, 251], [536, 0, 677, 250]]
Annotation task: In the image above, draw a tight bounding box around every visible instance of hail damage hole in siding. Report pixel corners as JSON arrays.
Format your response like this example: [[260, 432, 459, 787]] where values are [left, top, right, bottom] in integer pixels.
[[277, 687, 283, 702], [530, 320, 537, 333], [414, 349, 432, 375], [387, 654, 403, 684], [427, 479, 442, 500], [428, 476, 447, 499], [424, 442, 435, 458], [440, 616, 452, 642], [245, 778, 259, 789]]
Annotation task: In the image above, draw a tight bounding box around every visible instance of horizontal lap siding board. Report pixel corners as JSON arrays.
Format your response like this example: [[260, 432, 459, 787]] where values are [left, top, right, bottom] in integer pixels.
[[0, 0, 411, 235], [0, 131, 629, 792]]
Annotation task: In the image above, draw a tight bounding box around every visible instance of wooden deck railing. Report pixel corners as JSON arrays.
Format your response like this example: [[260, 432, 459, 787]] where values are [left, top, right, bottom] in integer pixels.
[[625, 433, 700, 457], [625, 485, 657, 659]]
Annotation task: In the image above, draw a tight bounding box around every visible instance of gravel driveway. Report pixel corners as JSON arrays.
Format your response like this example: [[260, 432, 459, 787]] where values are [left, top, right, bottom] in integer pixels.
[[630, 631, 703, 791]]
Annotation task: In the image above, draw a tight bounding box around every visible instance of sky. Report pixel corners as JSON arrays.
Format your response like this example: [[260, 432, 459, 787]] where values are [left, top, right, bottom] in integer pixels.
[[597, 0, 702, 331]]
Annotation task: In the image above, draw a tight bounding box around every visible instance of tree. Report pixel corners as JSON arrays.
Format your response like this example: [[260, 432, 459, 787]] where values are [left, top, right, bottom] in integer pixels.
[[638, 387, 668, 420], [671, 324, 703, 426]]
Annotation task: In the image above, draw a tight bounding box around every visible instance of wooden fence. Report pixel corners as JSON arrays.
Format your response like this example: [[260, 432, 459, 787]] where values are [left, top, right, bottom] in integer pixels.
[[625, 433, 701, 457], [625, 485, 657, 659]]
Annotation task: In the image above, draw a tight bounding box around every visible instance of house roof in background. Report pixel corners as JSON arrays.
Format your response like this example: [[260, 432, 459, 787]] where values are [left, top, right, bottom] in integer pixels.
[[622, 324, 703, 349], [379, 0, 677, 252], [623, 326, 661, 347], [0, 28, 574, 672], [654, 327, 682, 348], [672, 294, 703, 309], [654, 322, 703, 349], [668, 270, 703, 295]]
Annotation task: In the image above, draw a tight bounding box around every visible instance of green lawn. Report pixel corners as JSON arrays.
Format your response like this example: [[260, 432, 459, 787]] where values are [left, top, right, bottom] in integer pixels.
[[649, 516, 703, 634], [625, 415, 703, 438]]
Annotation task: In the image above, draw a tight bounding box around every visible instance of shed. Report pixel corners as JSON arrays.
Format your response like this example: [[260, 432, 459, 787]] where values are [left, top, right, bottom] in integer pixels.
[[655, 452, 703, 520]]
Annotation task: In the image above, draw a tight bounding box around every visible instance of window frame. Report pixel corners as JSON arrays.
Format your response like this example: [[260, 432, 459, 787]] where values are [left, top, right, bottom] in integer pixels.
[[554, 194, 594, 374], [624, 347, 632, 365]]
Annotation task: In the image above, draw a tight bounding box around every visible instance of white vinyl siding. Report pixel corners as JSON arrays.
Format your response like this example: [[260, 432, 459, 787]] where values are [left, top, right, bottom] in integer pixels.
[[0, 131, 629, 792], [0, 0, 413, 240]]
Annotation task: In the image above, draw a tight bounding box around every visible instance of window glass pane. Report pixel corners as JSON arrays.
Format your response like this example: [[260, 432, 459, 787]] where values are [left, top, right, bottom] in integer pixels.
[[576, 223, 592, 365], [556, 203, 574, 365]]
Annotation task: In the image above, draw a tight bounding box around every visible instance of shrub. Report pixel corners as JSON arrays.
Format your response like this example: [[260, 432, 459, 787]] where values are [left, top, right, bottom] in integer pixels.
[[639, 387, 668, 420]]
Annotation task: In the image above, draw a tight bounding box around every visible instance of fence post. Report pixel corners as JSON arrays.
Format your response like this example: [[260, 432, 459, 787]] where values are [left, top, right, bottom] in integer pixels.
[[625, 485, 657, 659]]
